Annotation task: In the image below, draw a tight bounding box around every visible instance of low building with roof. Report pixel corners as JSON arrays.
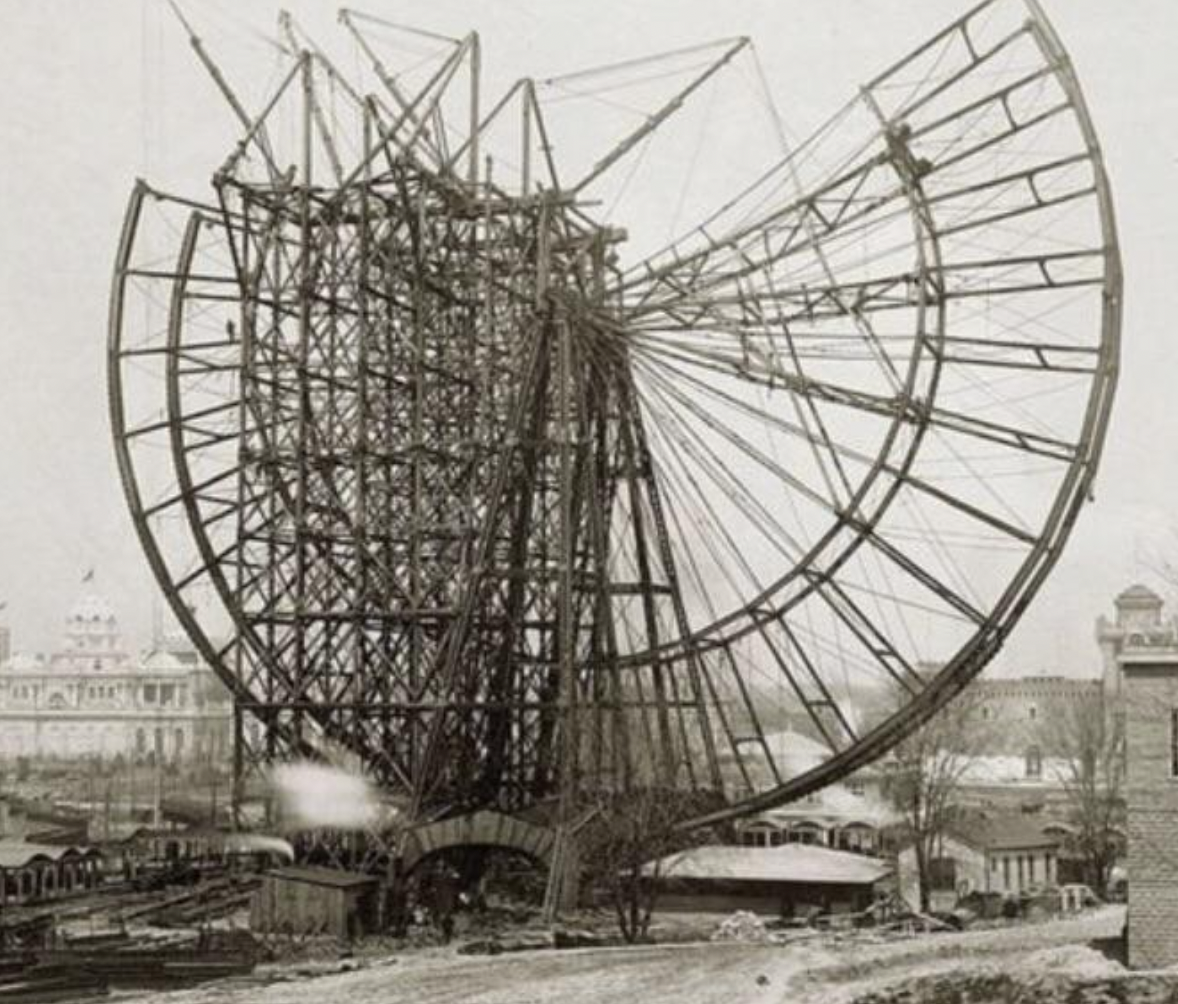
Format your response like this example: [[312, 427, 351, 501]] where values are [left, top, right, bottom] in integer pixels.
[[0, 841, 104, 906], [642, 843, 892, 918], [0, 590, 232, 764], [895, 815, 1062, 911]]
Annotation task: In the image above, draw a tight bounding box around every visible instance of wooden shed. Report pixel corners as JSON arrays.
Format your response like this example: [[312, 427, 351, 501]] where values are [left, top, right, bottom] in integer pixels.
[[250, 866, 380, 939]]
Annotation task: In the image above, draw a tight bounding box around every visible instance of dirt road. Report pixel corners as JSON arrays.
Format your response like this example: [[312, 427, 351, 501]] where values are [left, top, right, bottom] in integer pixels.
[[131, 907, 1128, 1004]]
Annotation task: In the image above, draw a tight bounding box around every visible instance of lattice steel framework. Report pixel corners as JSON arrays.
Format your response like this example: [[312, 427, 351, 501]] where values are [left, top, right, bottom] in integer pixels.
[[110, 0, 1120, 838]]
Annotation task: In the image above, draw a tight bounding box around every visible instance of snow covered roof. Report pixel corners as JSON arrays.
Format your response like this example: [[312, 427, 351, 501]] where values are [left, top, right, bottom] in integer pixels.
[[140, 647, 203, 674], [752, 784, 895, 827], [2, 652, 45, 673], [0, 841, 101, 869], [644, 843, 891, 886], [958, 755, 1070, 787], [722, 729, 831, 778]]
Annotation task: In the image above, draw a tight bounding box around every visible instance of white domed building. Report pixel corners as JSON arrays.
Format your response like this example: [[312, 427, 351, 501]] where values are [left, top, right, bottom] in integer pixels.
[[0, 592, 232, 764]]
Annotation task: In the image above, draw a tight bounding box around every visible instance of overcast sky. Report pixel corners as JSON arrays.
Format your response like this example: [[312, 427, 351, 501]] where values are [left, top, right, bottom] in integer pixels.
[[0, 0, 1175, 680]]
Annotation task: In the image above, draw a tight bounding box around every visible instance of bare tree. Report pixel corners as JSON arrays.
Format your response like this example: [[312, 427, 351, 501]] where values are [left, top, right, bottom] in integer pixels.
[[577, 787, 712, 943], [1041, 691, 1124, 892], [883, 685, 988, 912]]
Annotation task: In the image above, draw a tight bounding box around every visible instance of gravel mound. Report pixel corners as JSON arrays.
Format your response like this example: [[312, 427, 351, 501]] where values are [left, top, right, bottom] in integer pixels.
[[710, 911, 769, 944]]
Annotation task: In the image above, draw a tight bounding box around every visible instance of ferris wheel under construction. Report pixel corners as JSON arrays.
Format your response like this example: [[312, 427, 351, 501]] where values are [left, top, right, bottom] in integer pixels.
[[109, 0, 1120, 883]]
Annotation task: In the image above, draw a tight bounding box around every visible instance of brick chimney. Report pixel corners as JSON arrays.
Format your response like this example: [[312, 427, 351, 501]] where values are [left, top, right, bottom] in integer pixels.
[[1123, 647, 1178, 968]]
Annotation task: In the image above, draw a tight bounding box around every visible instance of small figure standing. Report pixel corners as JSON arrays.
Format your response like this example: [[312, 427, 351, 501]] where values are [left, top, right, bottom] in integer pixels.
[[433, 867, 458, 943]]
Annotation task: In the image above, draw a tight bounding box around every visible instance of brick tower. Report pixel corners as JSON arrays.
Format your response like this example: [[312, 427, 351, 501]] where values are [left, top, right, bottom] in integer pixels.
[[1122, 641, 1178, 968]]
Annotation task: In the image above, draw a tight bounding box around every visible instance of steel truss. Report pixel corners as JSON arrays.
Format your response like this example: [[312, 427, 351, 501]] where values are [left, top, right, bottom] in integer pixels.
[[110, 0, 1120, 850]]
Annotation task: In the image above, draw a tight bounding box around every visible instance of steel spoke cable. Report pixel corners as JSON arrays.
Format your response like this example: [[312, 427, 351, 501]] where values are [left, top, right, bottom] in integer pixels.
[[634, 338, 1004, 629], [639, 401, 879, 751], [633, 357, 972, 664], [633, 358, 838, 551]]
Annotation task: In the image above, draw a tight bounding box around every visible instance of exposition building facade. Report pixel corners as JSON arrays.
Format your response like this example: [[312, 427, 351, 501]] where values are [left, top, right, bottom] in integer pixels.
[[0, 592, 232, 765]]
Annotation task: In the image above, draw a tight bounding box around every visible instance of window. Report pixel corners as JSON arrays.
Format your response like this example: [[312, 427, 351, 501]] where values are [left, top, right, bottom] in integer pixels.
[[1025, 746, 1042, 780], [143, 684, 157, 704], [1028, 704, 1038, 721]]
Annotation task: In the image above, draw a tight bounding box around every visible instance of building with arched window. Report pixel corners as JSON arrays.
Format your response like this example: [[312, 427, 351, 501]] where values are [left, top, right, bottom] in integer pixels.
[[725, 729, 890, 856], [0, 592, 231, 764]]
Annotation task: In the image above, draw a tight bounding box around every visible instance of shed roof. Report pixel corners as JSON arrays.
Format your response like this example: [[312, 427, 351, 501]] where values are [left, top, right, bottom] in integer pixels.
[[265, 865, 377, 889], [643, 844, 891, 886], [950, 817, 1060, 852]]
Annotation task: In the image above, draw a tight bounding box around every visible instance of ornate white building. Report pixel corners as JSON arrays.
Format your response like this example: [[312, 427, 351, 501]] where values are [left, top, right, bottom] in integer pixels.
[[0, 593, 232, 764]]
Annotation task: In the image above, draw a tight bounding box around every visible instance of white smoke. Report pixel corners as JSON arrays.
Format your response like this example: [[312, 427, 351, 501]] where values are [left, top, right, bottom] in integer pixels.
[[267, 759, 403, 833]]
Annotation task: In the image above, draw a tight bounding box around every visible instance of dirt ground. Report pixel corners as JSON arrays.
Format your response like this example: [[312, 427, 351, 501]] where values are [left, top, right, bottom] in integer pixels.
[[121, 906, 1174, 1004]]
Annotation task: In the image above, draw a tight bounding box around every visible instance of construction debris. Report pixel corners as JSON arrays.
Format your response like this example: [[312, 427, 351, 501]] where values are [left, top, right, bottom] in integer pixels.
[[710, 911, 769, 944]]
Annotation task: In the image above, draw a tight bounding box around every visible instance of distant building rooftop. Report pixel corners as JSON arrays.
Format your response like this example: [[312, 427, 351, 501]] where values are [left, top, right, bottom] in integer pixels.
[[0, 841, 101, 870], [66, 593, 118, 624]]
